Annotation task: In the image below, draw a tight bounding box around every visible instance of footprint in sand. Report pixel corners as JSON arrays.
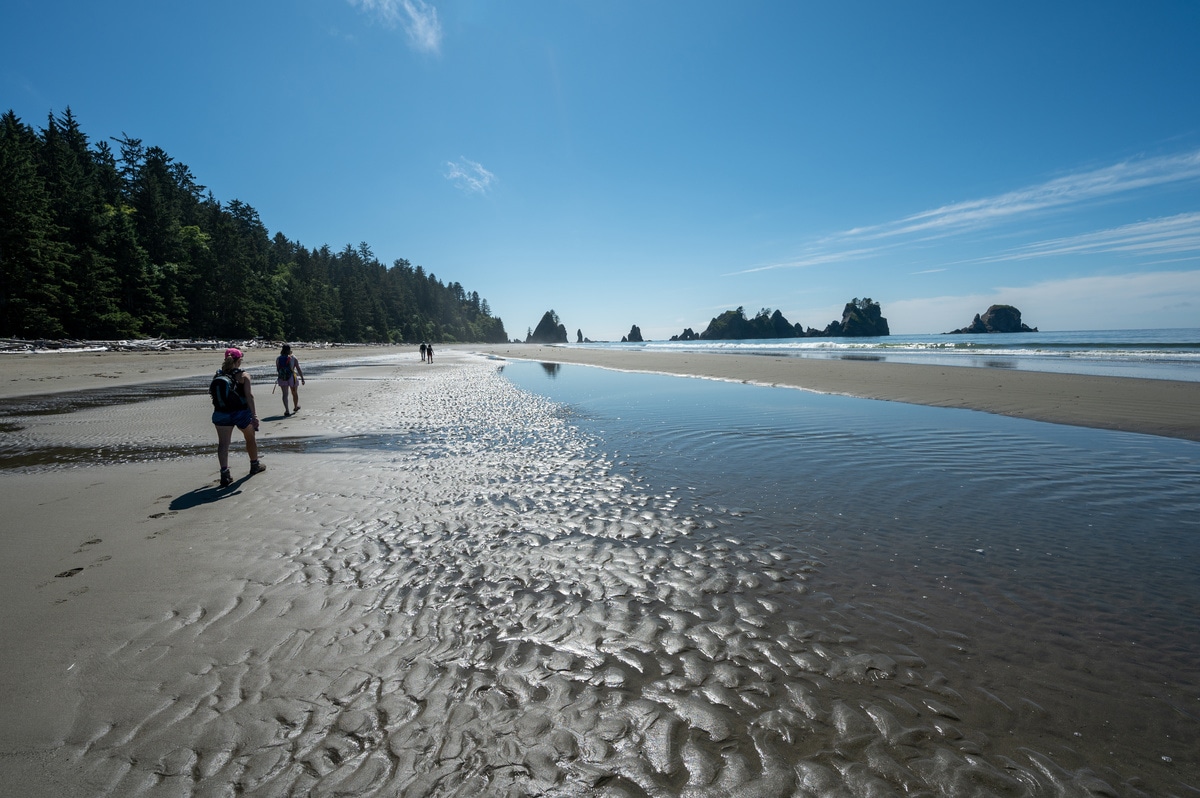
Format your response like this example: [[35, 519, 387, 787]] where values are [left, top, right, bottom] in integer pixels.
[[55, 567, 84, 578]]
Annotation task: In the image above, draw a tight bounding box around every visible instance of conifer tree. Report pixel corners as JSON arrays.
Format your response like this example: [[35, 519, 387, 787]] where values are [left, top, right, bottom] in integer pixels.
[[0, 111, 69, 336]]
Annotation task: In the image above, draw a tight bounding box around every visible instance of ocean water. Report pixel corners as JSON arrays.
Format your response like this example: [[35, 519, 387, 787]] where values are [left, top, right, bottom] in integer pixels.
[[502, 358, 1200, 794], [577, 328, 1200, 382]]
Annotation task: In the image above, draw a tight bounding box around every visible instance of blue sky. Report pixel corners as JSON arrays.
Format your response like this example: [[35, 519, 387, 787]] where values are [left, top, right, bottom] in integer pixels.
[[4, 1, 1200, 338]]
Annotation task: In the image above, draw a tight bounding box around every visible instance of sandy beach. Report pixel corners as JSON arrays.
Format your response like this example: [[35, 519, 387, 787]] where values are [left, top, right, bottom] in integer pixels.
[[1, 345, 1196, 795], [0, 344, 408, 400], [474, 343, 1200, 442], [1, 344, 442, 794]]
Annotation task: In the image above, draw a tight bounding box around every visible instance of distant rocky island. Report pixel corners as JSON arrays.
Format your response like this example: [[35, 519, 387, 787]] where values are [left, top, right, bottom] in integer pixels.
[[537, 299, 1038, 345], [526, 310, 569, 343], [669, 298, 890, 341], [945, 305, 1038, 334]]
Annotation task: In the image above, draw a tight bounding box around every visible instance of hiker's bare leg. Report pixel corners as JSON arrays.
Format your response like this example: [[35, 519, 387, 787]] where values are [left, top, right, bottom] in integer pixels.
[[216, 425, 234, 470], [240, 426, 258, 462]]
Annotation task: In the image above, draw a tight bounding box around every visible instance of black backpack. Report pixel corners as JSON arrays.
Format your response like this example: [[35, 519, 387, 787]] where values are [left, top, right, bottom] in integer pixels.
[[276, 354, 294, 381], [210, 369, 246, 412]]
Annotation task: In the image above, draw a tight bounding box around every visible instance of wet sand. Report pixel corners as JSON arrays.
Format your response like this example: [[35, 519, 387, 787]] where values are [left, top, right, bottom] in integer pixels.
[[474, 343, 1200, 441], [1, 346, 1196, 795]]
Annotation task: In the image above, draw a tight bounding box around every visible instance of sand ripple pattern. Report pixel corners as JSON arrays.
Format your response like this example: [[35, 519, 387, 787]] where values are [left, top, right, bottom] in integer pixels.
[[65, 363, 1135, 796]]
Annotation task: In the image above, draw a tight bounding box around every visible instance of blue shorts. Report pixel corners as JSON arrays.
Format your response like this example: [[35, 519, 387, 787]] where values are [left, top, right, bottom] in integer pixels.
[[212, 408, 255, 429]]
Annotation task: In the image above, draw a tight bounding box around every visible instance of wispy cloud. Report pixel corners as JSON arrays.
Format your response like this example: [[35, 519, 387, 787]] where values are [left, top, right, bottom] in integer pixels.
[[445, 157, 495, 195], [400, 0, 441, 53], [851, 150, 1200, 242], [349, 0, 442, 54], [974, 212, 1200, 263], [729, 247, 883, 276], [739, 148, 1200, 276]]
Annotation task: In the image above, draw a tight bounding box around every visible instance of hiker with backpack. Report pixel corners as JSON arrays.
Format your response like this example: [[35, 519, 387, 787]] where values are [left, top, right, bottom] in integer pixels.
[[210, 347, 265, 488], [275, 343, 305, 416]]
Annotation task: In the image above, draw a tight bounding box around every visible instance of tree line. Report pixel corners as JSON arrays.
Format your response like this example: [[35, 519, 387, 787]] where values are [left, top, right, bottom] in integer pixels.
[[0, 108, 508, 344]]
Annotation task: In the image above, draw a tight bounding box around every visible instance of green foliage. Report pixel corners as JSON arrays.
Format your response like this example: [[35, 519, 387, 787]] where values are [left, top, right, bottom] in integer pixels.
[[0, 111, 70, 336], [0, 108, 509, 344]]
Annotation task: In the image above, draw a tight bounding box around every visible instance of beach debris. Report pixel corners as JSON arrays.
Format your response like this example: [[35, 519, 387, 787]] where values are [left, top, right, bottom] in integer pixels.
[[0, 337, 384, 354]]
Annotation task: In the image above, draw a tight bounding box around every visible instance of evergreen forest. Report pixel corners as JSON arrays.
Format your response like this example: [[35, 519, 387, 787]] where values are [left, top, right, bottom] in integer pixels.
[[0, 109, 508, 344]]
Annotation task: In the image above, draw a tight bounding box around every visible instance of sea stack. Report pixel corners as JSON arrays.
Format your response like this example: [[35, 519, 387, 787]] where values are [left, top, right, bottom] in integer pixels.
[[946, 305, 1038, 334]]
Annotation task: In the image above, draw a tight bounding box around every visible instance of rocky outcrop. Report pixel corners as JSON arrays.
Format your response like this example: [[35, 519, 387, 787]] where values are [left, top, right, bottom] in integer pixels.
[[527, 310, 568, 343], [694, 307, 804, 340], [670, 299, 890, 340], [622, 325, 644, 343], [823, 298, 890, 337], [946, 305, 1038, 334]]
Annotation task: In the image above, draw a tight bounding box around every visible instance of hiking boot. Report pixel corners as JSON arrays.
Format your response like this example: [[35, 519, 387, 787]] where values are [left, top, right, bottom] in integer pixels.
[[249, 461, 266, 476], [219, 469, 233, 488]]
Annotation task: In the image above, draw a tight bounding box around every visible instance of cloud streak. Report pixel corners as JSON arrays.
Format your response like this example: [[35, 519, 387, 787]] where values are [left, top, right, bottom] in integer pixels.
[[851, 149, 1200, 242], [741, 148, 1200, 276], [445, 157, 496, 195], [974, 212, 1200, 263], [730, 247, 884, 276], [349, 0, 442, 53]]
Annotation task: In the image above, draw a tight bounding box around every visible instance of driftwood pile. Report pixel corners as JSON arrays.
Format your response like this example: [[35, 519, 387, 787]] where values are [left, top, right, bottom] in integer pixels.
[[0, 338, 384, 354]]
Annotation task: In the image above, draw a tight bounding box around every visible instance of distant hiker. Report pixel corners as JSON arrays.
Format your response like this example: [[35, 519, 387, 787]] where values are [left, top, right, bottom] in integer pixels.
[[420, 342, 427, 362], [275, 343, 305, 416], [426, 343, 434, 363], [211, 347, 265, 487]]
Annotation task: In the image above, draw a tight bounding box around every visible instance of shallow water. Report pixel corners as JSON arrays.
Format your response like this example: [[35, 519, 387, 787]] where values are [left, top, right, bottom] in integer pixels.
[[500, 362, 1200, 635], [34, 359, 1200, 795], [500, 360, 1200, 793]]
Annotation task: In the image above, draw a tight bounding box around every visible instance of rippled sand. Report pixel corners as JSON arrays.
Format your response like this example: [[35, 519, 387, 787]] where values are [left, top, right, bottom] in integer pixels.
[[0, 353, 1187, 795]]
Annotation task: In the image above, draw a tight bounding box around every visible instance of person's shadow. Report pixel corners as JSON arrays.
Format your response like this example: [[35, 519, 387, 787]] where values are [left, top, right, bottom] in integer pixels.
[[170, 475, 251, 510]]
